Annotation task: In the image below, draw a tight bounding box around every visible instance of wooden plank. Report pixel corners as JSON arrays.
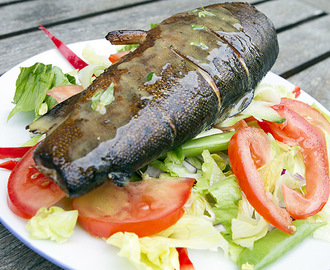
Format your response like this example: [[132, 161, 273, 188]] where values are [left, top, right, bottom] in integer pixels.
[[0, 0, 153, 37], [271, 15, 330, 75], [288, 57, 330, 109], [256, 0, 324, 30], [0, 223, 62, 270], [300, 0, 330, 13], [0, 0, 27, 4], [0, 0, 257, 74], [0, 0, 328, 75]]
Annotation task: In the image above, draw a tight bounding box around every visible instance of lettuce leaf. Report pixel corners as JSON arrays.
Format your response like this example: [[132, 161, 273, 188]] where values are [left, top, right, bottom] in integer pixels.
[[107, 214, 227, 270], [231, 195, 269, 249], [195, 150, 227, 192], [8, 62, 75, 121], [308, 195, 330, 242], [107, 232, 179, 270], [26, 206, 78, 243], [216, 83, 290, 127], [210, 175, 242, 231]]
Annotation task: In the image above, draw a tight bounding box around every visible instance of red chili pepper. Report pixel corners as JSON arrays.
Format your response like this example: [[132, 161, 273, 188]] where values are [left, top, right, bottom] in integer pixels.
[[39, 25, 88, 70], [292, 86, 301, 98], [177, 248, 195, 270], [0, 146, 32, 159], [0, 160, 18, 170]]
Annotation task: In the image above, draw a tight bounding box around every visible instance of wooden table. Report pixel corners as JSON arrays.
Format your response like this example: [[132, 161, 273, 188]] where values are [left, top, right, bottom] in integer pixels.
[[0, 0, 329, 269]]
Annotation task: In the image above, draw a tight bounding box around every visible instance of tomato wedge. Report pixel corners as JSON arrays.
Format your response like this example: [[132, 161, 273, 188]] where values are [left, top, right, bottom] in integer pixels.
[[108, 50, 130, 63], [7, 144, 65, 219], [228, 126, 295, 234], [258, 104, 330, 219], [72, 177, 195, 238]]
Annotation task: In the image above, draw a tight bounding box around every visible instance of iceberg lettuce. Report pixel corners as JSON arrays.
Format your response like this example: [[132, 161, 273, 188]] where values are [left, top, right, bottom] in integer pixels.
[[26, 206, 78, 244], [231, 195, 269, 249], [107, 214, 227, 270]]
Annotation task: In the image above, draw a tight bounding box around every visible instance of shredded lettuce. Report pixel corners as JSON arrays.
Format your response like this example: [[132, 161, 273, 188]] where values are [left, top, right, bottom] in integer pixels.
[[117, 44, 139, 52], [184, 189, 215, 222], [217, 83, 290, 127], [312, 102, 330, 122], [231, 195, 269, 249], [82, 44, 111, 66], [107, 214, 227, 270], [148, 149, 201, 179], [209, 175, 242, 231], [21, 134, 45, 147], [78, 64, 108, 88], [90, 82, 115, 114], [8, 62, 75, 121], [194, 150, 227, 192], [259, 141, 305, 193], [307, 195, 330, 242], [107, 232, 180, 270], [26, 206, 78, 243]]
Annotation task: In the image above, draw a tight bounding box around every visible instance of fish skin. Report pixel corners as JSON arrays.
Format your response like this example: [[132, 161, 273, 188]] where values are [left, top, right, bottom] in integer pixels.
[[28, 2, 279, 197]]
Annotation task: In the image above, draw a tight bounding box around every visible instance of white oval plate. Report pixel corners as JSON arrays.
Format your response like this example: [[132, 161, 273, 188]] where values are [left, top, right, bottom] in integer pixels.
[[0, 40, 330, 270]]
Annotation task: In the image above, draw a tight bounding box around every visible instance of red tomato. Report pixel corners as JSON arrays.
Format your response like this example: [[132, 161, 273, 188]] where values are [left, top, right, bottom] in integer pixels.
[[280, 98, 330, 136], [292, 86, 301, 98], [108, 50, 130, 63], [228, 126, 295, 234], [7, 144, 65, 219], [72, 177, 195, 238], [177, 248, 195, 270], [258, 105, 330, 219]]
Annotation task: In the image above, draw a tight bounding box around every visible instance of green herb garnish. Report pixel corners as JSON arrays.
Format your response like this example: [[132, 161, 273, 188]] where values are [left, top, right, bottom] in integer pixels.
[[91, 82, 115, 114], [191, 24, 206, 30], [147, 72, 155, 81], [150, 23, 159, 29], [190, 38, 208, 50], [192, 4, 216, 18]]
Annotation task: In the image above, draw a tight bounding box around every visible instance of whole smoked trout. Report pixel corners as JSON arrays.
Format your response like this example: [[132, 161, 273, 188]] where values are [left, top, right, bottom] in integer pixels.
[[29, 3, 279, 197]]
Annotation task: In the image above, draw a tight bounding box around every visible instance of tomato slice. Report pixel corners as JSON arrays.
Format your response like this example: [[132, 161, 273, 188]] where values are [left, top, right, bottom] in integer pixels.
[[108, 50, 130, 63], [72, 177, 195, 238], [7, 144, 65, 219], [258, 104, 330, 219], [228, 126, 295, 234], [280, 98, 330, 136]]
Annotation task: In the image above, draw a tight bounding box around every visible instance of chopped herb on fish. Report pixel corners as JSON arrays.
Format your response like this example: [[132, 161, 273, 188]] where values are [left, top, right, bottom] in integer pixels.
[[190, 38, 209, 50], [192, 4, 216, 17], [191, 24, 206, 30], [150, 23, 159, 28], [91, 82, 115, 114], [147, 72, 155, 81]]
